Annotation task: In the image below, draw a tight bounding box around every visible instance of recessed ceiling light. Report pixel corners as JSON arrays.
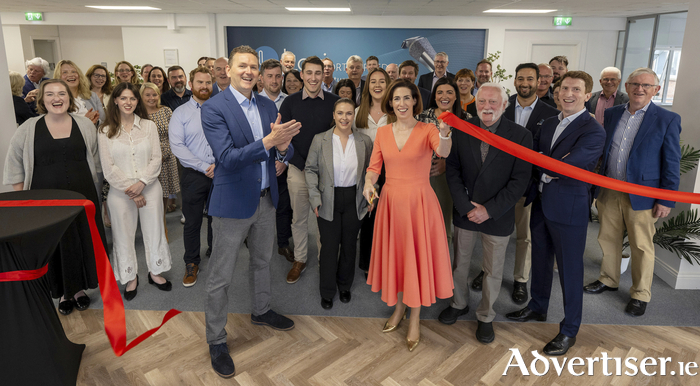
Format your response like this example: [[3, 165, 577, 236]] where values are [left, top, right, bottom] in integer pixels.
[[285, 7, 351, 12], [86, 6, 161, 10], [484, 9, 557, 14]]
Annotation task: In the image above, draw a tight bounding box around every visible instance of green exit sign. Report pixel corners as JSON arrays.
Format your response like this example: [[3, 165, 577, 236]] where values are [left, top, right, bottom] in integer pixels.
[[553, 16, 572, 26], [25, 12, 43, 21]]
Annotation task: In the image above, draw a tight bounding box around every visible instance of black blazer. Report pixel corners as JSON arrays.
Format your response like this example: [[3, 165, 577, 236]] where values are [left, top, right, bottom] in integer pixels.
[[446, 117, 533, 236], [418, 86, 431, 110], [417, 71, 455, 91], [504, 95, 560, 138]]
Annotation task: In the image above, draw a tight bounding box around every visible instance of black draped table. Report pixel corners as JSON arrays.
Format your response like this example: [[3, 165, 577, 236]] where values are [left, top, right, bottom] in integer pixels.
[[0, 189, 89, 386]]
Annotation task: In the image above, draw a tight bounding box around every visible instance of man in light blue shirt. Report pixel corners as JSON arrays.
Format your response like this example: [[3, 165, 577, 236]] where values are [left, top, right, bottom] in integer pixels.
[[169, 67, 215, 288]]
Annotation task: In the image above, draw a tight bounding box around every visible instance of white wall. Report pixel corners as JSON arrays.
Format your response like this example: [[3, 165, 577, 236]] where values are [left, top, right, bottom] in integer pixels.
[[2, 25, 23, 73], [503, 30, 619, 93], [58, 26, 124, 73], [19, 24, 59, 62], [121, 26, 209, 71]]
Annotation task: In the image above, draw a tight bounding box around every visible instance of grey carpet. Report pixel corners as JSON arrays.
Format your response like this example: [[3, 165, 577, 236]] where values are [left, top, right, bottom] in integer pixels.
[[68, 208, 700, 328]]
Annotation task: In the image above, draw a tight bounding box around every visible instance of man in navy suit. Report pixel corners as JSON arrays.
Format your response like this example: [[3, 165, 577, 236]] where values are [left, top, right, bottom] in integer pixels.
[[210, 57, 230, 97], [584, 68, 681, 317], [201, 45, 301, 378], [506, 71, 605, 356], [22, 57, 50, 112], [417, 52, 455, 92]]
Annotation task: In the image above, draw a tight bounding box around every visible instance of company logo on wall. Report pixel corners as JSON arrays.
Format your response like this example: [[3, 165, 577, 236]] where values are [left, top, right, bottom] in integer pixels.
[[230, 27, 486, 75], [256, 46, 279, 63]]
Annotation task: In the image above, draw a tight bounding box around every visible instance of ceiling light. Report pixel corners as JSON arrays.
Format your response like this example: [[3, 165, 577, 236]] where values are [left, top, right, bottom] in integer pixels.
[[484, 9, 557, 14], [86, 6, 161, 10], [285, 7, 351, 12]]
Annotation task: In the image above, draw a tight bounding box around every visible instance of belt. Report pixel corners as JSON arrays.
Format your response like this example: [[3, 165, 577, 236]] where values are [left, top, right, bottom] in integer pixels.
[[260, 187, 270, 197]]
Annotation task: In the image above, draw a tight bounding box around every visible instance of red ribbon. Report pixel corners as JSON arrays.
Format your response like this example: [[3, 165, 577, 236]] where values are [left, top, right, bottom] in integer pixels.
[[439, 112, 700, 205], [0, 199, 181, 356], [0, 263, 48, 282]]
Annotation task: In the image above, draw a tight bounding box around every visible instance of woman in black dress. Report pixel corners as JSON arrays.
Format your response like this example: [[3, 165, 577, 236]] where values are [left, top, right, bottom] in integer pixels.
[[4, 79, 105, 315]]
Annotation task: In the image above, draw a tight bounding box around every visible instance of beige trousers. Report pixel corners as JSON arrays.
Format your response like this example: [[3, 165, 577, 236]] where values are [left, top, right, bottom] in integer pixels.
[[597, 188, 658, 302], [451, 227, 510, 322], [513, 196, 532, 283], [287, 164, 320, 263]]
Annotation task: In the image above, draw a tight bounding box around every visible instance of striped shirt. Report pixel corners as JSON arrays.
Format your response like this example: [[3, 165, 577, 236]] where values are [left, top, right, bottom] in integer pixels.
[[605, 101, 652, 181]]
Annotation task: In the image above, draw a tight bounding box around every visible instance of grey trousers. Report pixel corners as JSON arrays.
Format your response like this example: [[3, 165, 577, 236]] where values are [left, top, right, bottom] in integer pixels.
[[205, 195, 275, 345], [451, 227, 510, 323]]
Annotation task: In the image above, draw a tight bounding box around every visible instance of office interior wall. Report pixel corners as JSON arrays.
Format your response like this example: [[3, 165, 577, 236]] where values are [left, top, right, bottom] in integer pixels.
[[503, 29, 619, 93], [121, 26, 209, 71], [58, 26, 124, 73]]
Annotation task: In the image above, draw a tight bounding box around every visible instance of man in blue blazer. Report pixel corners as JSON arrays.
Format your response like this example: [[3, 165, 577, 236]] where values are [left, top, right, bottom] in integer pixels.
[[201, 45, 301, 379], [210, 57, 230, 98], [507, 71, 606, 356], [584, 68, 681, 317]]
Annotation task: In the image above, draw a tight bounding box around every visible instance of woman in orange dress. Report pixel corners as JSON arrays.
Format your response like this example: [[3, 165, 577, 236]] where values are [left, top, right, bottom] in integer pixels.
[[363, 79, 454, 352]]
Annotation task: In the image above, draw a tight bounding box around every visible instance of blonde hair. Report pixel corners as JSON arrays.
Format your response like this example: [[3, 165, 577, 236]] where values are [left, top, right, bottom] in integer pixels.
[[140, 82, 162, 109], [53, 60, 92, 100], [9, 71, 24, 96]]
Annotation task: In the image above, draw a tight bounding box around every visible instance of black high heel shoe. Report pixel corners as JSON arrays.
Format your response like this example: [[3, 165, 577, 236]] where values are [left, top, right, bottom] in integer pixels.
[[148, 273, 172, 291], [124, 276, 139, 301]]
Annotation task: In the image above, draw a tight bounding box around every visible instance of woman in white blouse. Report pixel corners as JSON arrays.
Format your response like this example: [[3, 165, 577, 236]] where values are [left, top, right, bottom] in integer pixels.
[[98, 82, 172, 300], [53, 60, 104, 125], [352, 68, 390, 277], [305, 99, 373, 310]]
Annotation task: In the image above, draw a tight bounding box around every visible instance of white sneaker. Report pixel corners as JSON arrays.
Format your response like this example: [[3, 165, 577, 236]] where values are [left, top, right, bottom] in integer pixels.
[[180, 214, 186, 224]]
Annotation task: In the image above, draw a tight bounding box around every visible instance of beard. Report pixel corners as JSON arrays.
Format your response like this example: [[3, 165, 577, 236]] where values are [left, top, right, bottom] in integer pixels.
[[172, 82, 186, 93], [477, 108, 504, 125], [517, 85, 536, 99], [193, 88, 211, 101]]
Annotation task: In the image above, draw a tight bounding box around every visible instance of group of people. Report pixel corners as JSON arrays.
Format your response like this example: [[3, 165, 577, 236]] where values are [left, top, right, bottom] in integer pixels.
[[3, 47, 681, 378]]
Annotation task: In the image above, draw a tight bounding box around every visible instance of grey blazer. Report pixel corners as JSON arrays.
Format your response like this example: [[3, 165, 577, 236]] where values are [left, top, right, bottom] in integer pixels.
[[85, 91, 106, 124], [588, 90, 629, 113], [305, 127, 372, 222]]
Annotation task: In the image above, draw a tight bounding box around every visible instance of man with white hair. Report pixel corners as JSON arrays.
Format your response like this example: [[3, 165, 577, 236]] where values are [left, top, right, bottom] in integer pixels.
[[418, 52, 455, 92], [507, 71, 605, 356], [440, 83, 532, 345], [584, 68, 681, 317], [22, 57, 50, 111], [587, 66, 629, 125], [281, 51, 296, 73], [345, 55, 364, 105]]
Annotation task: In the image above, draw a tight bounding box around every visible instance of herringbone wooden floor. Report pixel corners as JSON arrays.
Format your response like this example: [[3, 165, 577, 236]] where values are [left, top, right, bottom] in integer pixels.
[[61, 309, 700, 385]]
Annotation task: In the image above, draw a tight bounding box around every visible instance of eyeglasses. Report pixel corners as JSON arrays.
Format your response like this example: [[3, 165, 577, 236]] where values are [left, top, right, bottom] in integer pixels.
[[540, 74, 553, 79], [627, 82, 657, 90], [435, 60, 447, 65], [92, 74, 107, 79], [117, 69, 132, 73]]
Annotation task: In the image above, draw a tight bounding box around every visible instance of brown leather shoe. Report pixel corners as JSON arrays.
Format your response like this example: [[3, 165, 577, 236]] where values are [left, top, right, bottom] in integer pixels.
[[278, 246, 295, 263], [286, 262, 306, 284], [183, 263, 199, 287]]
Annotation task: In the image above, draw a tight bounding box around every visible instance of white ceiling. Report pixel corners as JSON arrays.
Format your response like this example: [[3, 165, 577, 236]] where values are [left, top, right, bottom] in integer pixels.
[[1, 0, 690, 17]]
